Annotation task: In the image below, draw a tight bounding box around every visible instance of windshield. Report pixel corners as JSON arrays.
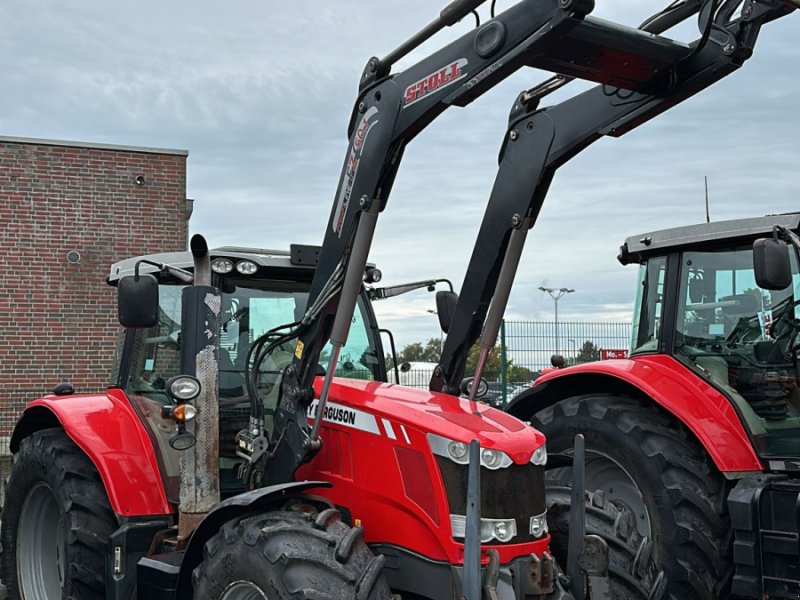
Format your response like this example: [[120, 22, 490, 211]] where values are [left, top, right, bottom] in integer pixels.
[[120, 277, 384, 501], [673, 246, 800, 458]]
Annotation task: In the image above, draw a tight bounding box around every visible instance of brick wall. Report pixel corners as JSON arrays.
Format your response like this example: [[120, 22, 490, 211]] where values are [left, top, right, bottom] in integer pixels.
[[0, 137, 188, 442]]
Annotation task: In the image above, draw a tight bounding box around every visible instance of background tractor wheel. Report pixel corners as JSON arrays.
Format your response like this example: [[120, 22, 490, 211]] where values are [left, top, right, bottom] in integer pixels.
[[532, 394, 732, 599], [192, 508, 392, 600], [0, 428, 118, 599]]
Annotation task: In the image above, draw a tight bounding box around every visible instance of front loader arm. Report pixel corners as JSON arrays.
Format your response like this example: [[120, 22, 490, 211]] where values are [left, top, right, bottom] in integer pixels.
[[257, 0, 607, 485], [289, 0, 596, 391], [431, 0, 796, 393]]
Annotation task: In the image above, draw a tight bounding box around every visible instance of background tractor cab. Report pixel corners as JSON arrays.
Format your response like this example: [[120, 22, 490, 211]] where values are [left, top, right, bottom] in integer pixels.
[[623, 215, 800, 457]]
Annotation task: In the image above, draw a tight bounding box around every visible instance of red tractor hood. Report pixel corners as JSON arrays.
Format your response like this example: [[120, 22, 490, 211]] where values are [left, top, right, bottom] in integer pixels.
[[312, 378, 543, 465]]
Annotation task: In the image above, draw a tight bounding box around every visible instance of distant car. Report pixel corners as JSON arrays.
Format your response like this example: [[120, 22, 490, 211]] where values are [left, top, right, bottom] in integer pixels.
[[509, 383, 532, 398], [484, 382, 515, 406]]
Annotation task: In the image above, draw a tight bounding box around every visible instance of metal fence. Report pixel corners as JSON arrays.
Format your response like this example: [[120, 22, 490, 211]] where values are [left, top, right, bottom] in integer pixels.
[[502, 319, 632, 372], [397, 319, 633, 406]]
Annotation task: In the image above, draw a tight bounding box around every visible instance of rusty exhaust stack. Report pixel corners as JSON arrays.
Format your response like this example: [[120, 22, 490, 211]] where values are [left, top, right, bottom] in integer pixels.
[[178, 234, 221, 539]]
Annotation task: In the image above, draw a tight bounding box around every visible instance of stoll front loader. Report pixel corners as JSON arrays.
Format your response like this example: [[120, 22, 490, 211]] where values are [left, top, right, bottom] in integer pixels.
[[1, 0, 795, 598]]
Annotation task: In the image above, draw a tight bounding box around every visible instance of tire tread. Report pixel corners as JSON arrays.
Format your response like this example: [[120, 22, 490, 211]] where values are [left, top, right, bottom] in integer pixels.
[[533, 394, 732, 600], [0, 428, 117, 600]]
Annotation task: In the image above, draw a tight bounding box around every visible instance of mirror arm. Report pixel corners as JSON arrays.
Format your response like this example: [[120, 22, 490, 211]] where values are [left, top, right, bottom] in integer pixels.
[[776, 225, 800, 255], [135, 259, 194, 284]]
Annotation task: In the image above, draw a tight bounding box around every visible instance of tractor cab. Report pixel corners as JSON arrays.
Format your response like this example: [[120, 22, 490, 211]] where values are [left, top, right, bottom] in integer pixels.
[[621, 213, 800, 458], [108, 246, 388, 501]]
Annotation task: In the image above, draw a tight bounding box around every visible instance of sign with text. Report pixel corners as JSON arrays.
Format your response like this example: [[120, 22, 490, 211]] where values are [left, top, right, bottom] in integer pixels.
[[600, 349, 629, 360]]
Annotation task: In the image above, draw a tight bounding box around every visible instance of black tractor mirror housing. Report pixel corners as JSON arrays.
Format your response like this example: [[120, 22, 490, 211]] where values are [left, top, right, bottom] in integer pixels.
[[436, 291, 459, 334], [118, 274, 159, 328], [753, 238, 792, 291]]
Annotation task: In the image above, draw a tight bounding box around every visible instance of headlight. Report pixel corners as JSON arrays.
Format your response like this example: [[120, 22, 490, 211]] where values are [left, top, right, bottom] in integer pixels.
[[235, 260, 258, 275], [427, 434, 512, 469], [529, 512, 549, 538], [530, 444, 547, 466], [211, 258, 234, 274], [481, 448, 506, 469], [491, 520, 515, 543], [166, 375, 201, 402], [447, 441, 468, 461], [450, 515, 518, 543]]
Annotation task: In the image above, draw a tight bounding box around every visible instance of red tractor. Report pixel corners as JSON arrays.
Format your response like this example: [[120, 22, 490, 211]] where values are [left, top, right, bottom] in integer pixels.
[[2, 241, 572, 600], [508, 215, 800, 599], [1, 0, 795, 598]]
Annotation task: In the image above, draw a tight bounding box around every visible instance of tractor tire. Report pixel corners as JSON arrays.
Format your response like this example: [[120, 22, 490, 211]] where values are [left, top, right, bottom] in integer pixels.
[[532, 394, 732, 600], [0, 428, 118, 599], [546, 486, 666, 600], [192, 508, 392, 600]]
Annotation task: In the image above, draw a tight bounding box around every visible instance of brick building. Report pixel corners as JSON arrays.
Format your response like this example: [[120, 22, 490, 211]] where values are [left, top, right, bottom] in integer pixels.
[[0, 136, 190, 445]]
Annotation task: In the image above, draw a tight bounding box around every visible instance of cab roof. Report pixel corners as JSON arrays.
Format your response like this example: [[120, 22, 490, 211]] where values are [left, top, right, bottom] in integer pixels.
[[107, 245, 318, 284], [618, 213, 800, 265]]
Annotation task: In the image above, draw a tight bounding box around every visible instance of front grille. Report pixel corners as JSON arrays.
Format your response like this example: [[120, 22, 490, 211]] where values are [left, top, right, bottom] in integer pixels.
[[436, 456, 546, 544]]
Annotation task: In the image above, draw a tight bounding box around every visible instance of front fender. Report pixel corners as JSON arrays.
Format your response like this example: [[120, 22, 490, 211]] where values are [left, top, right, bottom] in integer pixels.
[[175, 481, 332, 599], [10, 388, 172, 516], [507, 355, 762, 473]]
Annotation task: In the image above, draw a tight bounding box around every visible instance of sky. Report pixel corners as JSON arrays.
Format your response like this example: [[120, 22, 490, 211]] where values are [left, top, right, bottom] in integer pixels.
[[2, 0, 798, 350]]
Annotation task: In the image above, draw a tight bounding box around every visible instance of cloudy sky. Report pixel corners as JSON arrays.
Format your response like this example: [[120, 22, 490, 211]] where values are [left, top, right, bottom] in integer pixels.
[[2, 1, 798, 349]]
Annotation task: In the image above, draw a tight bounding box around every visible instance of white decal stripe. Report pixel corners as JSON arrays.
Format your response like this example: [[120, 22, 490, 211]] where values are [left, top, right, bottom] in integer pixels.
[[307, 400, 380, 435], [400, 425, 411, 445], [381, 418, 397, 440]]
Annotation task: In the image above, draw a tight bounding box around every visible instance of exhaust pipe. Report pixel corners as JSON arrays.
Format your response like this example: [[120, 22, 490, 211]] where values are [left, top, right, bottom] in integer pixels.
[[177, 234, 221, 539]]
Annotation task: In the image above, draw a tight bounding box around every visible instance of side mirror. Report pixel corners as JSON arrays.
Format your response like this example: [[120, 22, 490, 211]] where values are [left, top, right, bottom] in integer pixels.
[[118, 275, 159, 328], [754, 238, 792, 291], [436, 290, 459, 334]]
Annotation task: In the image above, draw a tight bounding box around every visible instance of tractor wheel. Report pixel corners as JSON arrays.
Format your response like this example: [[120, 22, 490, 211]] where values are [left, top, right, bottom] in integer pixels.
[[546, 486, 666, 600], [192, 508, 392, 600], [0, 428, 118, 599], [532, 394, 732, 600]]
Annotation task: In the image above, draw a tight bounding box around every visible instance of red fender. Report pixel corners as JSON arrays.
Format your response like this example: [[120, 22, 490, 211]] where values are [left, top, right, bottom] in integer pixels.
[[11, 387, 172, 516], [513, 354, 762, 473]]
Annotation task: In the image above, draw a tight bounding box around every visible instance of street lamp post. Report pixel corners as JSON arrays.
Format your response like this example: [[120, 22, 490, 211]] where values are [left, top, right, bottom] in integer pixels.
[[538, 286, 575, 355]]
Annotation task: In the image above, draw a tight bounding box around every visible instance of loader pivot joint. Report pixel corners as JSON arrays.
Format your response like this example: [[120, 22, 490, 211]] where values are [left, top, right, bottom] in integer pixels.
[[559, 0, 594, 16]]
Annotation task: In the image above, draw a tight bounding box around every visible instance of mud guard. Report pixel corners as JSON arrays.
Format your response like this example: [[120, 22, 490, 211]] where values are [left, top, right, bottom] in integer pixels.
[[506, 356, 762, 473], [10, 390, 173, 516], [174, 481, 332, 599]]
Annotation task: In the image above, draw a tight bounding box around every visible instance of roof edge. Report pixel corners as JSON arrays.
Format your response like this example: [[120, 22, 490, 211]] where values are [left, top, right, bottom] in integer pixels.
[[0, 135, 188, 156]]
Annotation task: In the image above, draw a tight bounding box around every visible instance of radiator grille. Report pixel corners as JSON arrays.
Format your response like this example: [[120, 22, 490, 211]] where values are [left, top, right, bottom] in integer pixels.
[[436, 456, 546, 544]]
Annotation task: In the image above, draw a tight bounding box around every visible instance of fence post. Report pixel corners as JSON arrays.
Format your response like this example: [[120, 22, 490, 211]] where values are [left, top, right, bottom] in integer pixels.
[[500, 319, 507, 407]]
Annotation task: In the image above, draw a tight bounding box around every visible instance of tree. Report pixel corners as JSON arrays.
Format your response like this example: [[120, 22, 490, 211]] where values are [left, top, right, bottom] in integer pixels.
[[387, 337, 443, 369], [389, 338, 532, 384], [507, 364, 534, 383], [572, 340, 600, 365], [465, 344, 503, 380]]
